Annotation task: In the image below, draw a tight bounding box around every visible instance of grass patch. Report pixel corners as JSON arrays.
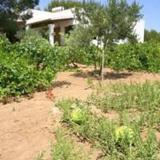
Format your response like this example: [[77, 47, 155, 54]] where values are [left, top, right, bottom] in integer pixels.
[[88, 81, 160, 131], [51, 128, 89, 160], [56, 99, 159, 160], [89, 81, 160, 112]]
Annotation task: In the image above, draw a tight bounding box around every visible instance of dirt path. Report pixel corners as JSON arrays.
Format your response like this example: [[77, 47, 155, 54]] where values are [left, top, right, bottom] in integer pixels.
[[0, 70, 92, 160], [1, 67, 160, 160]]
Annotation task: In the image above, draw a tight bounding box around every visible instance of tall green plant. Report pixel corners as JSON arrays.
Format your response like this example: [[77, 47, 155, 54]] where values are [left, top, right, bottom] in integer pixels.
[[69, 0, 142, 80], [14, 30, 66, 71], [0, 34, 11, 52], [0, 51, 55, 102], [0, 32, 65, 102], [108, 42, 160, 72]]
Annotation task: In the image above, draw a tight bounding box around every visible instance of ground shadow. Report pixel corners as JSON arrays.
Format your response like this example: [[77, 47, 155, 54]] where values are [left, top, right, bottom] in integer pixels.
[[71, 70, 132, 80], [52, 80, 71, 88], [104, 72, 133, 80]]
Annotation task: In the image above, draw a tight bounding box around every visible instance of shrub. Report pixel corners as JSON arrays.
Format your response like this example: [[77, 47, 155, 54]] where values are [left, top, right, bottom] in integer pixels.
[[14, 30, 67, 71], [0, 50, 55, 102], [108, 42, 160, 72], [0, 34, 11, 52], [0, 31, 68, 102]]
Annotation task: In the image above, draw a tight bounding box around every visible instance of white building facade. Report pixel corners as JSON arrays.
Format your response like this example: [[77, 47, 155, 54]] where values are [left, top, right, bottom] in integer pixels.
[[21, 7, 145, 45]]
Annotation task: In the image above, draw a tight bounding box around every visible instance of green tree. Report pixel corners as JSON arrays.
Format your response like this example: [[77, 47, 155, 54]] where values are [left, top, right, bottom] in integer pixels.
[[72, 0, 142, 80], [144, 29, 160, 42], [47, 0, 88, 11], [0, 0, 39, 41], [65, 25, 97, 68]]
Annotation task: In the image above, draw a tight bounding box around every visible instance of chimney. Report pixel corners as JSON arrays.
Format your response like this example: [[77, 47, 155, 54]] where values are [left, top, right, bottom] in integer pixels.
[[52, 6, 64, 12]]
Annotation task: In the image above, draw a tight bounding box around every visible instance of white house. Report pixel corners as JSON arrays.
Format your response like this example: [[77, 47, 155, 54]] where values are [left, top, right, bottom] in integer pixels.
[[19, 7, 145, 45], [133, 20, 145, 43]]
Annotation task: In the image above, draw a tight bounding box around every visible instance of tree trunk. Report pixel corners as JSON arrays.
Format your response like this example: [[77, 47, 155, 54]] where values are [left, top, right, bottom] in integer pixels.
[[94, 62, 97, 71], [100, 49, 105, 81]]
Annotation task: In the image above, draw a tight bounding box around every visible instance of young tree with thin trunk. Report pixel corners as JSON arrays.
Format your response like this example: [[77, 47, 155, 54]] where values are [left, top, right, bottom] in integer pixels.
[[69, 0, 142, 80]]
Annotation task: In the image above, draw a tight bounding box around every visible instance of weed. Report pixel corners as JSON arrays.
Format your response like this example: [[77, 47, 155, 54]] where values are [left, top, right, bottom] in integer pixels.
[[35, 152, 45, 160], [89, 81, 160, 112], [51, 128, 89, 160], [56, 99, 159, 159], [86, 77, 95, 89]]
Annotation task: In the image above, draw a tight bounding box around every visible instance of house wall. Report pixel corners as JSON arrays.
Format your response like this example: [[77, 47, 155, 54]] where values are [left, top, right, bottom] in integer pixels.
[[134, 19, 145, 43], [115, 20, 145, 44]]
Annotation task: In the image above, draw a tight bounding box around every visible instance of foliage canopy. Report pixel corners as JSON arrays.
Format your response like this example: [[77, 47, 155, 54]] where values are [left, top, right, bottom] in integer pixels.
[[66, 0, 142, 78], [144, 29, 160, 42], [0, 0, 39, 40]]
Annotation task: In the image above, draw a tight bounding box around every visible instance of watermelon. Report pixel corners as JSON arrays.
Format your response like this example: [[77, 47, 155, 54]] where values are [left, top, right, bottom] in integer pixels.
[[71, 108, 86, 125], [115, 126, 135, 144]]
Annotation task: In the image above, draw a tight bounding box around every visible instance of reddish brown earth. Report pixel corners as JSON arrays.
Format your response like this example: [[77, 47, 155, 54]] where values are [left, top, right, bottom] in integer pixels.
[[1, 66, 160, 160]]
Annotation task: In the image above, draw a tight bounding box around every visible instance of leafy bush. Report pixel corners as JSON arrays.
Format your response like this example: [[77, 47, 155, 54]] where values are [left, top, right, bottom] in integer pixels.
[[0, 32, 66, 102], [0, 33, 66, 101], [65, 32, 160, 73], [14, 31, 66, 71], [0, 34, 11, 52], [108, 42, 160, 72], [0, 51, 55, 101], [64, 26, 101, 68]]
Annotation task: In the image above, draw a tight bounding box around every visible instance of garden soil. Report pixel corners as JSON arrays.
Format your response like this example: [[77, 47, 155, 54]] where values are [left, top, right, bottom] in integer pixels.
[[1, 65, 160, 160]]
